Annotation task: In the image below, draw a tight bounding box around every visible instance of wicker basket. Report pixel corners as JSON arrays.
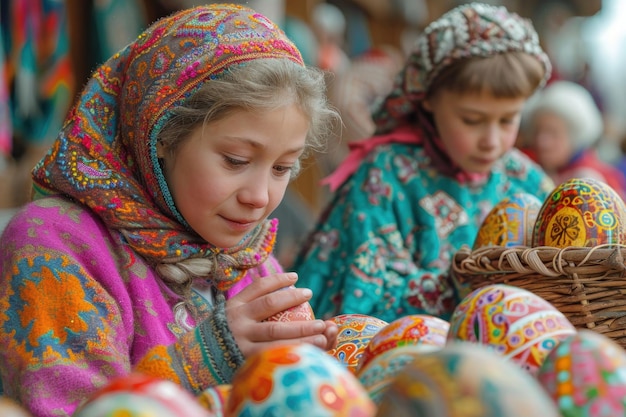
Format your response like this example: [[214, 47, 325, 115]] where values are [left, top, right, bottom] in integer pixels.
[[451, 243, 626, 348]]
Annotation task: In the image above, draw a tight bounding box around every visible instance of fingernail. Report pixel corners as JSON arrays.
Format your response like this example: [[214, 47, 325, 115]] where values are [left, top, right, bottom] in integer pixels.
[[314, 335, 327, 347], [287, 272, 298, 281], [313, 320, 325, 331], [300, 288, 312, 298]]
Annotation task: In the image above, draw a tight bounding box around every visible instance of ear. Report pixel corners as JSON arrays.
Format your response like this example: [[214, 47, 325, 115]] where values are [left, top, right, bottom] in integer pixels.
[[156, 141, 167, 158]]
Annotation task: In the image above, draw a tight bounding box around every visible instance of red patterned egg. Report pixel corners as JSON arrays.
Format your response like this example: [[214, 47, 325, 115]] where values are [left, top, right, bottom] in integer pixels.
[[198, 384, 231, 416], [226, 343, 376, 417], [356, 314, 449, 374], [228, 282, 315, 322], [447, 284, 577, 376], [265, 298, 315, 322], [358, 344, 436, 405], [537, 330, 626, 416], [473, 193, 543, 249], [375, 343, 560, 417], [327, 314, 388, 374], [532, 177, 626, 247], [73, 373, 212, 417]]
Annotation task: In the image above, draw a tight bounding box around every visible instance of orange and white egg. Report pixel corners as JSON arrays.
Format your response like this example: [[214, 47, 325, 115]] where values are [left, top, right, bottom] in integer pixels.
[[327, 313, 388, 374]]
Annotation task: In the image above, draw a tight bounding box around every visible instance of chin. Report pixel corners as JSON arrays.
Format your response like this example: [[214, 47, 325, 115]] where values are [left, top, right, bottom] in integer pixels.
[[199, 234, 245, 249], [464, 166, 492, 175]]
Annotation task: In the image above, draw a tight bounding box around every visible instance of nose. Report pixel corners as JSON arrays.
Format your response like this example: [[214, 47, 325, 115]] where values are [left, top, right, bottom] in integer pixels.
[[480, 124, 500, 150], [238, 173, 270, 208]]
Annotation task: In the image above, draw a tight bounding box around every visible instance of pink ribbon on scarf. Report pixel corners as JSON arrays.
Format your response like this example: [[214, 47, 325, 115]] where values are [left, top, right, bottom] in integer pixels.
[[321, 126, 421, 192]]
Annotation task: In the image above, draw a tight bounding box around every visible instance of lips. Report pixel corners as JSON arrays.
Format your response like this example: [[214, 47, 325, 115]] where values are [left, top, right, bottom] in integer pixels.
[[220, 215, 258, 231], [473, 155, 498, 165], [227, 218, 256, 225]]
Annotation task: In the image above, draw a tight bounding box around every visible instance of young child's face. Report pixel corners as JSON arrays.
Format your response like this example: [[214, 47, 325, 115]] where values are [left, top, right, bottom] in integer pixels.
[[160, 104, 308, 248], [423, 89, 527, 174]]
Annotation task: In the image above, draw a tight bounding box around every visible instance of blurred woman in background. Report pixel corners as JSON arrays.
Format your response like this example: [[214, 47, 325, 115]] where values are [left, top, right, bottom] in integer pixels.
[[520, 80, 626, 198]]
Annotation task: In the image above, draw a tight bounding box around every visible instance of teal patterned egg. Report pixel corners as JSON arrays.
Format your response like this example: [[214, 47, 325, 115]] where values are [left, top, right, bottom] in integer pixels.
[[226, 343, 376, 416]]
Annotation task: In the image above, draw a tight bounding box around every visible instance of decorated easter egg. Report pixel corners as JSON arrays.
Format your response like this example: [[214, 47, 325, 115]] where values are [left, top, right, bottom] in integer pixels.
[[375, 342, 560, 417], [226, 343, 376, 417], [358, 344, 437, 405], [74, 373, 212, 417], [266, 299, 315, 322], [227, 281, 315, 322], [537, 330, 626, 416], [447, 284, 577, 376], [198, 384, 231, 416], [473, 193, 543, 249], [356, 314, 449, 374], [532, 177, 626, 247], [0, 397, 33, 417], [327, 313, 388, 373]]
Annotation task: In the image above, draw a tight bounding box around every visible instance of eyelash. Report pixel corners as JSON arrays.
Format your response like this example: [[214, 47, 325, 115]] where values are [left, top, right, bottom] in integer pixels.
[[224, 155, 247, 167], [223, 156, 293, 176], [463, 118, 515, 125]]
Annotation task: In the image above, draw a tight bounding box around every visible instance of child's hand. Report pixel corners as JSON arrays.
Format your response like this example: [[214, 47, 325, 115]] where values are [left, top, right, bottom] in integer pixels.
[[224, 272, 338, 357]]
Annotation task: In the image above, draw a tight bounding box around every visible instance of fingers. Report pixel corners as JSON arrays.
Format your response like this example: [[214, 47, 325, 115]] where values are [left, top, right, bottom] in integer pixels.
[[241, 321, 336, 357], [233, 272, 298, 303], [249, 286, 313, 322], [322, 320, 339, 351], [248, 319, 327, 342], [243, 336, 331, 358]]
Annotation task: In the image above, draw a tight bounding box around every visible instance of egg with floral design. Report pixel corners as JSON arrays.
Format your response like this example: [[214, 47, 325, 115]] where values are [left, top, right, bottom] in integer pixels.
[[447, 284, 577, 376], [226, 343, 376, 417], [356, 314, 449, 374], [327, 313, 388, 373], [473, 193, 542, 249], [537, 330, 626, 416], [532, 177, 626, 248]]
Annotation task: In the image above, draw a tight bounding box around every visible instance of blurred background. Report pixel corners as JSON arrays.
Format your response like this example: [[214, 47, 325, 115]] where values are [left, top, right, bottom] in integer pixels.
[[2, 0, 625, 265]]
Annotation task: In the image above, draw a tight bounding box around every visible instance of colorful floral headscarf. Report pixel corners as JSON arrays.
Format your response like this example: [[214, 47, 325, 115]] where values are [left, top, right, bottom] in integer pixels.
[[373, 2, 551, 133], [323, 2, 551, 191], [31, 4, 304, 291]]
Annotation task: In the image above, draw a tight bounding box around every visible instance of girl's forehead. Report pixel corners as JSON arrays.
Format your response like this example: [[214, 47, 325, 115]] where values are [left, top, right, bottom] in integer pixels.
[[434, 89, 528, 113], [437, 88, 527, 103]]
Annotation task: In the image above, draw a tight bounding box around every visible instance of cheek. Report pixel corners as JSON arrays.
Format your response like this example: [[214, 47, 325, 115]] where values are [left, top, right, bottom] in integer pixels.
[[169, 161, 226, 213], [502, 130, 518, 149], [267, 179, 290, 211], [441, 126, 474, 154]]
